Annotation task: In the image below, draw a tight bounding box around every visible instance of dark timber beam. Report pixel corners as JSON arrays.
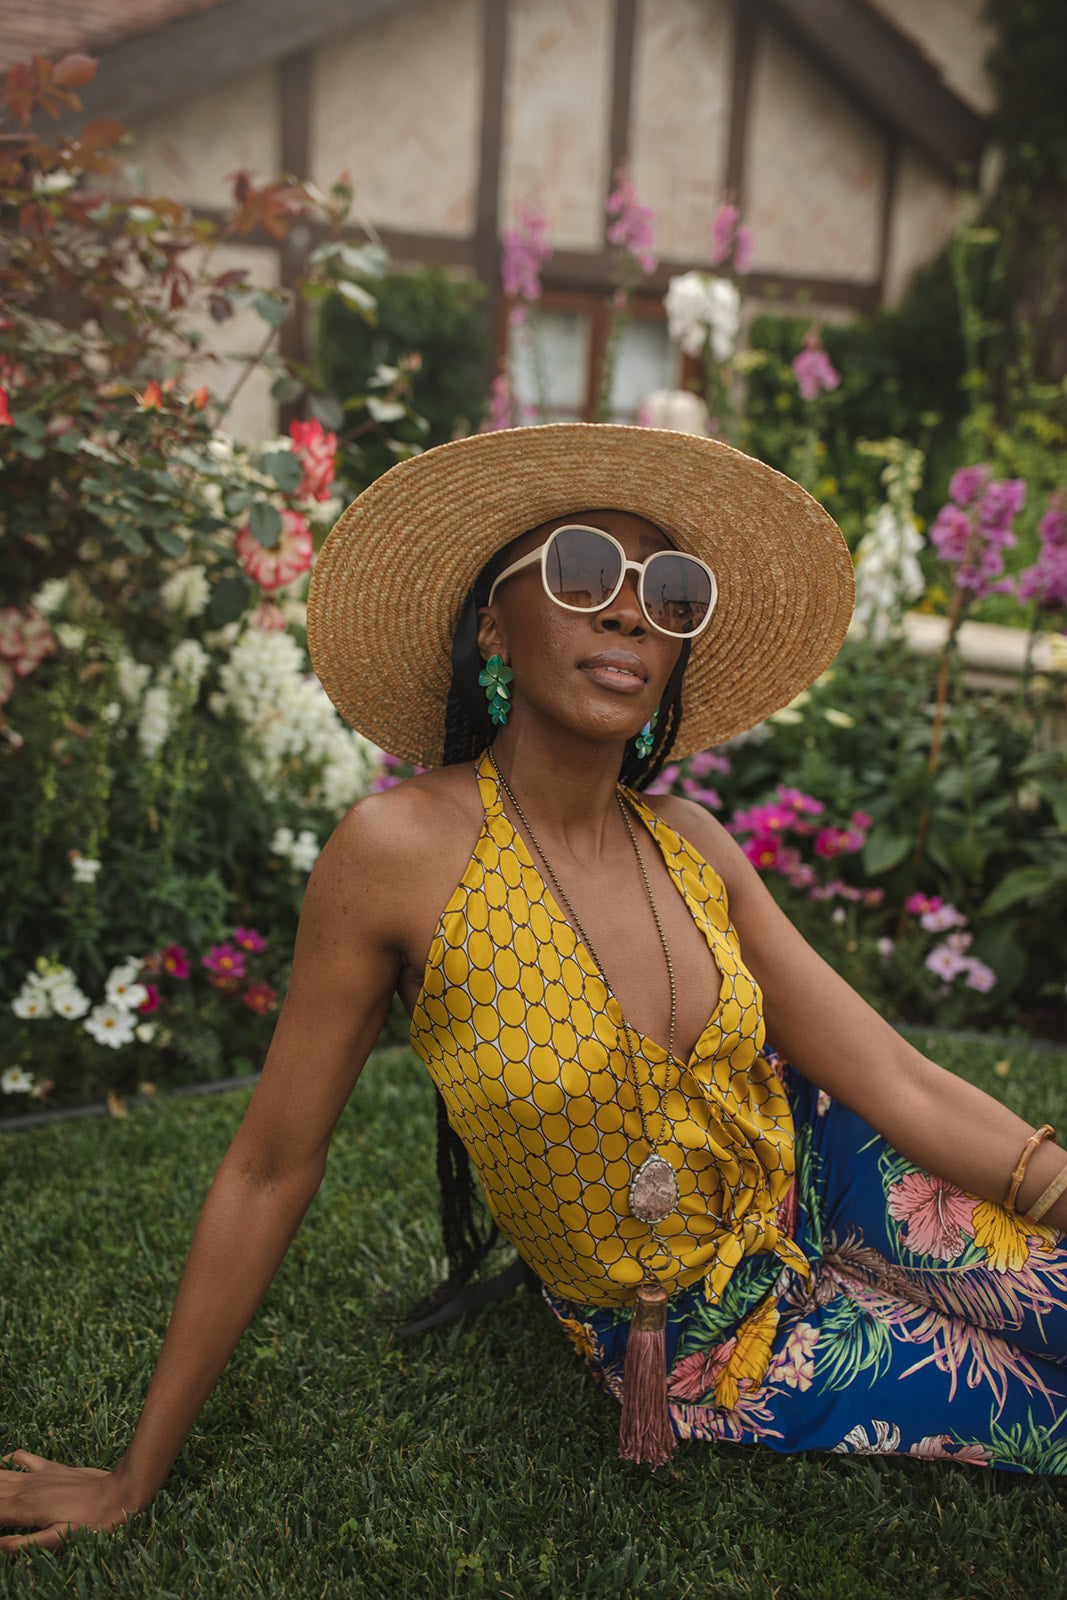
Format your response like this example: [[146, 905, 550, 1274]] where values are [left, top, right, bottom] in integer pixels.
[[606, 0, 638, 204], [725, 0, 760, 204], [54, 0, 421, 135], [474, 0, 510, 327], [761, 0, 986, 180]]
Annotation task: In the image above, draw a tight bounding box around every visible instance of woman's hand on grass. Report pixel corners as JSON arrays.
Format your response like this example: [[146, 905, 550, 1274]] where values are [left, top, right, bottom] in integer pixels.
[[0, 1451, 129, 1554]]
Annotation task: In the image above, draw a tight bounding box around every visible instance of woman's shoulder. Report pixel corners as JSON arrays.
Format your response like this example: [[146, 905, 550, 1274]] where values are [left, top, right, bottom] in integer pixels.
[[322, 764, 486, 910]]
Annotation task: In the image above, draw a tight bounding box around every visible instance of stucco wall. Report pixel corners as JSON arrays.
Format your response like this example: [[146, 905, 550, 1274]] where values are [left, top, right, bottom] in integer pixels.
[[128, 66, 278, 208], [311, 0, 481, 236], [883, 146, 959, 307], [629, 0, 733, 262], [499, 0, 613, 251], [746, 25, 885, 282], [182, 243, 281, 444]]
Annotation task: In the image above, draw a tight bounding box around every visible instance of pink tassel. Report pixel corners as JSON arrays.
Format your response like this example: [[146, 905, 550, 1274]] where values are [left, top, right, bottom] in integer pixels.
[[619, 1281, 676, 1468]]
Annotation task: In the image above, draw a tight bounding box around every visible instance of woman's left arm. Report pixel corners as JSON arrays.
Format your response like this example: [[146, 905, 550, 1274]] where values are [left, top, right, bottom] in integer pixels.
[[667, 797, 1067, 1229]]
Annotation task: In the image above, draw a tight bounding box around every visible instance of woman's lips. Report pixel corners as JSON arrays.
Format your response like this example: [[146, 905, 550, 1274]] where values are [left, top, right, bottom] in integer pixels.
[[579, 652, 648, 694]]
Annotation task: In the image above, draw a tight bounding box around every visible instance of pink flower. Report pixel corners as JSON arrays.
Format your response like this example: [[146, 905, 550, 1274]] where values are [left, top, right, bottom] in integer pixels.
[[788, 864, 816, 890], [236, 510, 314, 592], [813, 827, 860, 858], [250, 600, 288, 632], [887, 1171, 975, 1260], [202, 943, 247, 980], [690, 750, 731, 778], [160, 944, 190, 979], [501, 203, 552, 303], [605, 169, 657, 275], [484, 372, 514, 433], [930, 470, 1026, 598], [963, 959, 996, 993], [743, 835, 781, 871], [792, 328, 840, 401], [0, 386, 11, 427], [288, 417, 337, 502], [877, 937, 894, 960], [904, 893, 941, 916], [232, 925, 266, 953], [242, 982, 278, 1015], [774, 1321, 819, 1390], [920, 903, 966, 932], [709, 203, 754, 275], [0, 606, 57, 677], [776, 785, 822, 816], [138, 984, 160, 1014], [925, 943, 970, 981]]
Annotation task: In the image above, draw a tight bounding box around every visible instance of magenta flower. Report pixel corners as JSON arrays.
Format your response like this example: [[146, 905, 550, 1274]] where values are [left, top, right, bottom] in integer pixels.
[[233, 926, 267, 953], [690, 750, 731, 778], [920, 903, 966, 933], [138, 984, 160, 1014], [501, 203, 552, 321], [1018, 496, 1067, 611], [948, 464, 990, 507], [887, 1171, 975, 1260], [605, 169, 657, 275], [242, 981, 278, 1015], [792, 328, 840, 402], [743, 835, 781, 871], [709, 203, 754, 275], [202, 943, 247, 980], [161, 944, 190, 979], [813, 826, 862, 858]]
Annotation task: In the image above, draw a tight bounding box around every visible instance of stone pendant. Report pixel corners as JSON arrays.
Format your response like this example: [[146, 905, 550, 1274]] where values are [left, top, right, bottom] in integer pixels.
[[629, 1154, 679, 1225]]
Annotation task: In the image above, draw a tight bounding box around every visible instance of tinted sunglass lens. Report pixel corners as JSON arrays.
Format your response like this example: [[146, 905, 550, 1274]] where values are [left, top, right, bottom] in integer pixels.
[[641, 553, 714, 634], [545, 528, 622, 609]]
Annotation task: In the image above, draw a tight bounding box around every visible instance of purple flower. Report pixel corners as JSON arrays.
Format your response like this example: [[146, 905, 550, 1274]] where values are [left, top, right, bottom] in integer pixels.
[[501, 204, 552, 306], [949, 465, 990, 508], [605, 169, 657, 275], [1018, 497, 1067, 610], [734, 225, 754, 275], [484, 372, 513, 433], [792, 328, 840, 402]]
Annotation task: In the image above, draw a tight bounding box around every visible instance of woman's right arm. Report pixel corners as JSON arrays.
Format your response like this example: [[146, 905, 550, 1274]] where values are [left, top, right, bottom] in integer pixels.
[[0, 796, 415, 1554]]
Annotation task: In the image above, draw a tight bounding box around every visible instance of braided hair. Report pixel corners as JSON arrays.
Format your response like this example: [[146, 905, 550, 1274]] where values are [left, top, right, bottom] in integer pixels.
[[410, 530, 691, 1320]]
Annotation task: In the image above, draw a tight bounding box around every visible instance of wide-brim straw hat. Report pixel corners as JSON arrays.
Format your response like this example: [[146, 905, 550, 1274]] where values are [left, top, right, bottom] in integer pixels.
[[307, 423, 855, 767]]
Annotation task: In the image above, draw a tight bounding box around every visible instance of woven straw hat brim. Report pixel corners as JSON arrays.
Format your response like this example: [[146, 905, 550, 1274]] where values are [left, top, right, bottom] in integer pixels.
[[306, 423, 855, 768]]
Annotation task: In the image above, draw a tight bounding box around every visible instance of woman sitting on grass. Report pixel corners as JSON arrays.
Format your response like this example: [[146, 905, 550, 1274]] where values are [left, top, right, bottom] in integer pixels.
[[4, 424, 1067, 1554]]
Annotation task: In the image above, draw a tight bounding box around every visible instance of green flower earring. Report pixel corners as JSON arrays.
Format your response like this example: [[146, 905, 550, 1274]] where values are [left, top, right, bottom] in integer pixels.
[[634, 706, 659, 759], [478, 655, 513, 726]]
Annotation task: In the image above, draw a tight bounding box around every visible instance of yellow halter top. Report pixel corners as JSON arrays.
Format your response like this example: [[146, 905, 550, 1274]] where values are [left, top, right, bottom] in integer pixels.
[[410, 752, 808, 1310]]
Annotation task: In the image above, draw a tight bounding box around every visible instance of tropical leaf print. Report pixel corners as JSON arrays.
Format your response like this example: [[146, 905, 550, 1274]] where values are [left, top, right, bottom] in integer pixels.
[[981, 1410, 1067, 1475]]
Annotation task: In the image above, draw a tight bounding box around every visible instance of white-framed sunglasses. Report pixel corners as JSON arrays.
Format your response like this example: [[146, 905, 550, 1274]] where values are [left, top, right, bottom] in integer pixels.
[[486, 524, 718, 639]]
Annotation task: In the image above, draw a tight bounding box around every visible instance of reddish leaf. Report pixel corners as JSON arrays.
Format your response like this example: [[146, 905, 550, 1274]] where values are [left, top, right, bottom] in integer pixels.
[[77, 117, 125, 153], [5, 62, 37, 127], [52, 54, 97, 89]]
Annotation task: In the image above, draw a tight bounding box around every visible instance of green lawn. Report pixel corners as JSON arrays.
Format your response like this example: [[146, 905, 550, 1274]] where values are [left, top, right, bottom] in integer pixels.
[[3, 1037, 1067, 1599]]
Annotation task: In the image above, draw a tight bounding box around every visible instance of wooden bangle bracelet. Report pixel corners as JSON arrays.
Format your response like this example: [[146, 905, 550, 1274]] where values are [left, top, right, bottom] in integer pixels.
[[1026, 1162, 1067, 1223], [1005, 1123, 1056, 1212]]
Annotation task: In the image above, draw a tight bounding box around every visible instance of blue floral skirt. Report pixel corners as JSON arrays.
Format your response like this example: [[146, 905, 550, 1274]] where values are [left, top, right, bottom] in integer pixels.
[[545, 1058, 1067, 1474]]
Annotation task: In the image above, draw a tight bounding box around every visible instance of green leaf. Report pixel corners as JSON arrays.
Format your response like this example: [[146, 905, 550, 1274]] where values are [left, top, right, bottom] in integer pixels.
[[113, 523, 148, 555], [261, 449, 303, 494], [248, 502, 282, 548], [12, 410, 46, 439], [15, 437, 45, 459], [253, 294, 287, 330], [335, 279, 378, 316], [224, 489, 253, 516], [270, 374, 304, 404], [862, 829, 911, 876], [205, 574, 252, 628], [152, 526, 189, 558], [979, 865, 1059, 917], [308, 394, 344, 432]]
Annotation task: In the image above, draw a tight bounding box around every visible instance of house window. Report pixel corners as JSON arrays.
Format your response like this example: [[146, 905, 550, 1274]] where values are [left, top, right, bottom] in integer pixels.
[[504, 292, 680, 423]]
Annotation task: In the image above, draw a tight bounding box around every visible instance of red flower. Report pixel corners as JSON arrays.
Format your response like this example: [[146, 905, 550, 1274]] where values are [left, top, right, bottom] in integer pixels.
[[139, 380, 164, 410], [0, 386, 12, 426], [250, 600, 287, 632], [236, 510, 313, 592], [161, 944, 191, 979], [138, 984, 160, 1014], [232, 925, 266, 953], [242, 982, 278, 1015]]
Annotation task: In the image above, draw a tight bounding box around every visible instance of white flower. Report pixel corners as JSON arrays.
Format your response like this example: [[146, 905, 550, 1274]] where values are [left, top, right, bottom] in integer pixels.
[[32, 578, 69, 616], [71, 854, 102, 884], [135, 1022, 158, 1043], [116, 652, 151, 707], [84, 1003, 137, 1048], [101, 701, 122, 726], [55, 623, 86, 651], [877, 937, 894, 961], [166, 638, 210, 699], [33, 170, 75, 195], [853, 503, 926, 643], [270, 826, 295, 856], [160, 564, 211, 619], [12, 982, 51, 1019], [50, 984, 91, 1019], [823, 708, 855, 729], [105, 962, 148, 1011], [139, 683, 174, 757], [639, 390, 710, 436], [289, 829, 321, 873], [1, 1067, 36, 1094], [664, 272, 740, 362]]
